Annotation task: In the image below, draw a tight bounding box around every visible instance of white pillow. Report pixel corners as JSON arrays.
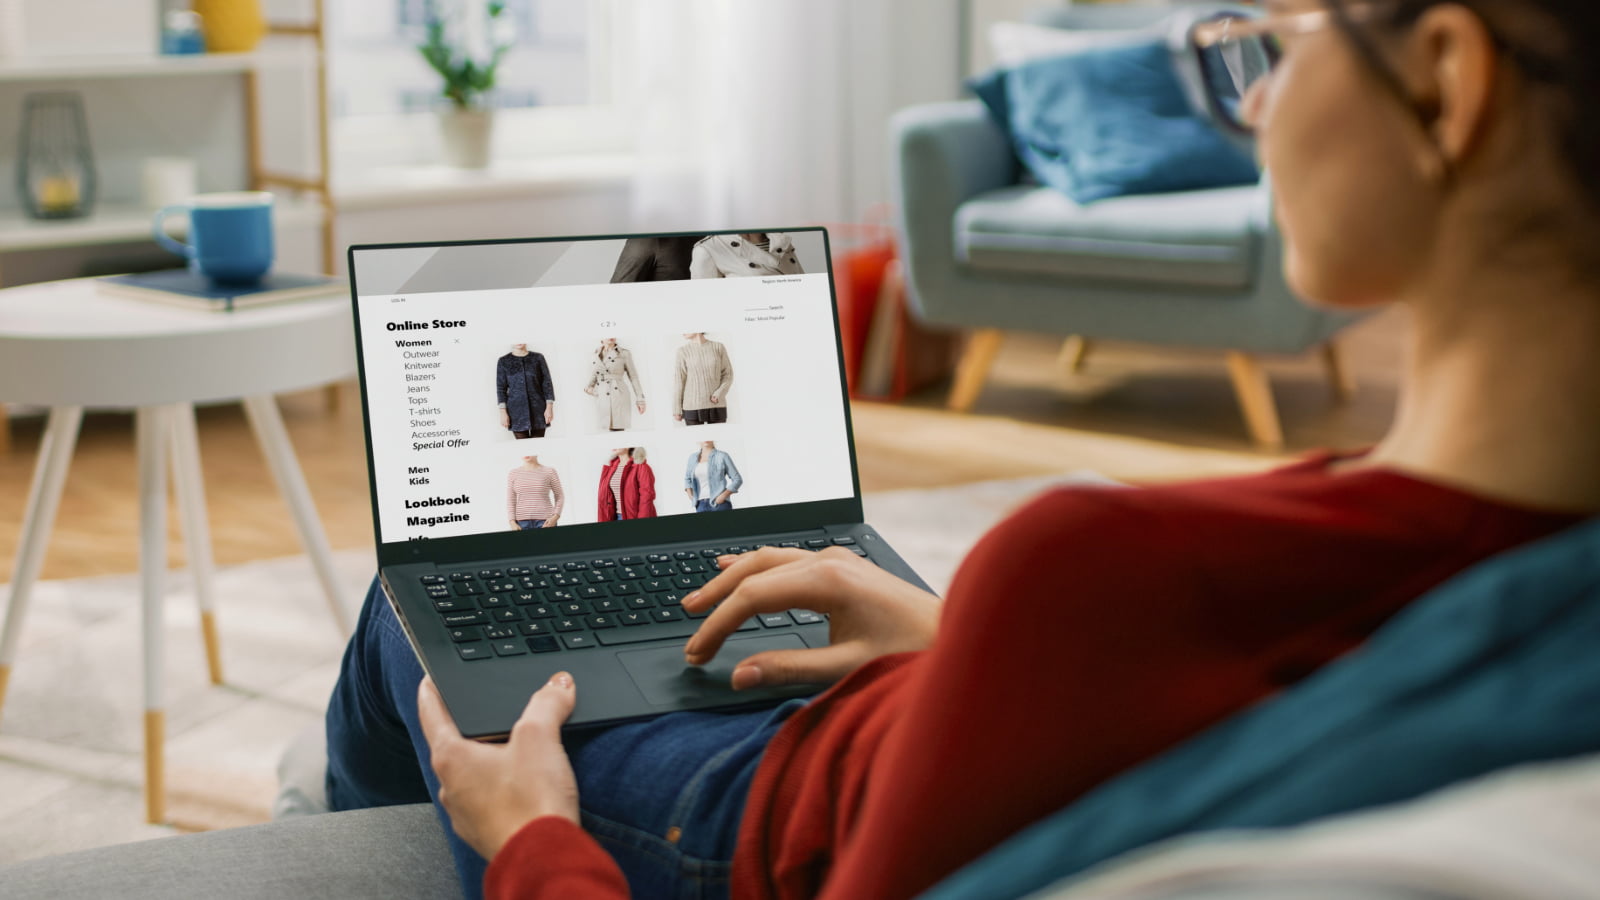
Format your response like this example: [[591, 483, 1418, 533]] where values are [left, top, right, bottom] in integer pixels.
[[987, 20, 1159, 68]]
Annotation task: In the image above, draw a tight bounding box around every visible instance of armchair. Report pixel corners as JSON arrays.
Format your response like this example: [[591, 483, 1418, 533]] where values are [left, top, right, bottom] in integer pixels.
[[891, 6, 1364, 449]]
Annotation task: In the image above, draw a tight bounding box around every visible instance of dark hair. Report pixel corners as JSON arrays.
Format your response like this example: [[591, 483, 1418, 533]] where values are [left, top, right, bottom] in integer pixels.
[[1328, 0, 1600, 231]]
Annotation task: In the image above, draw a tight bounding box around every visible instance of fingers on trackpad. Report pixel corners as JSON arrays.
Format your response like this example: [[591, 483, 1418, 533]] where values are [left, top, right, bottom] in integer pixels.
[[617, 634, 812, 708]]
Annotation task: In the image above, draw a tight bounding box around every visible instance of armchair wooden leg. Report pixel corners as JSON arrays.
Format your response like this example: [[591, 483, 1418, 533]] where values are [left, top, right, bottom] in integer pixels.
[[1226, 352, 1285, 451], [1321, 340, 1356, 404], [947, 329, 1004, 413], [1056, 336, 1093, 374]]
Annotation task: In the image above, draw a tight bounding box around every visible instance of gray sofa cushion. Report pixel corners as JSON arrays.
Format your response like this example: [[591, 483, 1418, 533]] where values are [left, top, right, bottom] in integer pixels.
[[954, 183, 1260, 290], [0, 804, 460, 900]]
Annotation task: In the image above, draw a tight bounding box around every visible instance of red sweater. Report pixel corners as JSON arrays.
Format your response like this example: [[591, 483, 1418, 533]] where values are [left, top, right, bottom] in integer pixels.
[[486, 456, 1585, 900], [597, 458, 657, 521]]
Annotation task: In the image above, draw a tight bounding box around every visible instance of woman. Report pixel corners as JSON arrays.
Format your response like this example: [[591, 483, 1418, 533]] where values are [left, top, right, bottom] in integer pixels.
[[328, 2, 1600, 899], [505, 456, 562, 530], [596, 447, 656, 521], [690, 232, 804, 278], [672, 332, 734, 426], [685, 441, 742, 511], [584, 338, 646, 432]]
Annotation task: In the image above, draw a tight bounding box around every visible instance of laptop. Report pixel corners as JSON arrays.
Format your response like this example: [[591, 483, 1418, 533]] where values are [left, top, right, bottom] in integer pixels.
[[347, 228, 933, 739]]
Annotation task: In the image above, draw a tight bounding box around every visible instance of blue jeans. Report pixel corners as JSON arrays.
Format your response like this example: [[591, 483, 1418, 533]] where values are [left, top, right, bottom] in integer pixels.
[[325, 577, 802, 900], [695, 499, 733, 512], [516, 520, 545, 530]]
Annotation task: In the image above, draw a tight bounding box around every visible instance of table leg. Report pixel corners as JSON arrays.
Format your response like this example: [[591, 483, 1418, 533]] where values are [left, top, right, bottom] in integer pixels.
[[136, 406, 171, 825], [0, 406, 83, 727], [170, 404, 222, 685], [242, 394, 352, 635]]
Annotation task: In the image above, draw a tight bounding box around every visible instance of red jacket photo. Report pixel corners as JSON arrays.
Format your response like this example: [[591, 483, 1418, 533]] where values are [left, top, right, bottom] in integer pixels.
[[597, 456, 656, 521]]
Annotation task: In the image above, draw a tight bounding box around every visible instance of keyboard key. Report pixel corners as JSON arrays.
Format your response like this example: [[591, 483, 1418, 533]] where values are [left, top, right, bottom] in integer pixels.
[[578, 586, 606, 600], [685, 606, 710, 619], [547, 589, 576, 603], [700, 548, 723, 558], [619, 566, 645, 581], [536, 564, 561, 575], [628, 595, 655, 610], [679, 561, 709, 574], [564, 561, 590, 571], [562, 633, 598, 649], [760, 612, 794, 628], [805, 539, 829, 549], [642, 578, 671, 593], [442, 611, 488, 627], [596, 619, 700, 645], [484, 624, 516, 640], [594, 598, 623, 613], [736, 617, 761, 632], [480, 595, 509, 609], [493, 640, 527, 657], [611, 581, 640, 596], [514, 592, 541, 606], [673, 576, 698, 590], [433, 598, 470, 613], [493, 608, 524, 623], [559, 602, 589, 616], [619, 611, 649, 626], [454, 582, 484, 596], [674, 551, 696, 560], [591, 558, 616, 568], [488, 580, 517, 593], [779, 541, 801, 549], [447, 626, 481, 642], [420, 574, 446, 586], [621, 555, 645, 565], [520, 621, 551, 636], [477, 569, 504, 580], [831, 536, 857, 546], [526, 635, 560, 653], [725, 545, 750, 555], [520, 576, 550, 590], [425, 585, 451, 599], [849, 547, 868, 557], [647, 553, 671, 563], [648, 564, 675, 578], [449, 572, 475, 582], [584, 570, 613, 584], [652, 608, 685, 623], [550, 573, 581, 587], [507, 566, 532, 577], [587, 614, 618, 629], [657, 592, 684, 607], [555, 618, 584, 632], [792, 609, 825, 625], [525, 604, 556, 619], [456, 643, 490, 660]]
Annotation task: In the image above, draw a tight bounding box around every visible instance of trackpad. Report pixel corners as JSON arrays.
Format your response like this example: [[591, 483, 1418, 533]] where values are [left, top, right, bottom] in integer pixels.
[[619, 634, 814, 708]]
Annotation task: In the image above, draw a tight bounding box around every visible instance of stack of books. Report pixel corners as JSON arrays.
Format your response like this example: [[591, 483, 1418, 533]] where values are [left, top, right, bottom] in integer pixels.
[[97, 269, 344, 312]]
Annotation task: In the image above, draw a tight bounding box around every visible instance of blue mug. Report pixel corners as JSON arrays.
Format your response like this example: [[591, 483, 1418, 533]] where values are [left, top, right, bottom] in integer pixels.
[[153, 191, 275, 285]]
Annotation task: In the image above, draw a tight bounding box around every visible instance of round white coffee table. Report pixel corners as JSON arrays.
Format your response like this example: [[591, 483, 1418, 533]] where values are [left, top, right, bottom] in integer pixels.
[[0, 277, 357, 824]]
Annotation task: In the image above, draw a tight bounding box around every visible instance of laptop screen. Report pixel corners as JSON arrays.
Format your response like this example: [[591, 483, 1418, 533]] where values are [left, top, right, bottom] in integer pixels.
[[349, 230, 857, 547]]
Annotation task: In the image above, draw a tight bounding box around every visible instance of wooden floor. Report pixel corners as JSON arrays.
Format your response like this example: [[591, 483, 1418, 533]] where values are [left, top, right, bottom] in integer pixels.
[[0, 308, 1405, 582]]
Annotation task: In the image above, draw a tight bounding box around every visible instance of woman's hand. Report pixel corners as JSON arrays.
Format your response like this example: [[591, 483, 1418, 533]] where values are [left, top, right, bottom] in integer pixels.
[[499, 409, 511, 430], [418, 674, 581, 860], [713, 491, 732, 506], [636, 401, 646, 414], [584, 386, 597, 396], [683, 547, 940, 690], [542, 515, 560, 528]]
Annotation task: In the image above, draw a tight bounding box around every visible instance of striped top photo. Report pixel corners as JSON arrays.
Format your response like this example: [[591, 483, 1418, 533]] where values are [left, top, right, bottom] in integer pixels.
[[672, 339, 734, 416], [506, 465, 564, 523]]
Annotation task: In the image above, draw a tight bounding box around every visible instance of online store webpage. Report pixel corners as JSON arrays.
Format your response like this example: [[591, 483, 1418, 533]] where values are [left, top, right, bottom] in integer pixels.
[[353, 232, 856, 544]]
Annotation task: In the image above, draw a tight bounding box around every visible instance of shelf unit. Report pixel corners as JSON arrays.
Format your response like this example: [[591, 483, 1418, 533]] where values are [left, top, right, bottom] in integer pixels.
[[0, 2, 337, 458]]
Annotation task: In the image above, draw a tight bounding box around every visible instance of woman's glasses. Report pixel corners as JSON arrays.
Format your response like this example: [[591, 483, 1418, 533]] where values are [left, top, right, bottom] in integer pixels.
[[1187, 8, 1361, 135]]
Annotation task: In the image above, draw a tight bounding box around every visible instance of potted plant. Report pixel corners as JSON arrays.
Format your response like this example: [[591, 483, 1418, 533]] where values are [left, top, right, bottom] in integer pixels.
[[418, 0, 515, 169]]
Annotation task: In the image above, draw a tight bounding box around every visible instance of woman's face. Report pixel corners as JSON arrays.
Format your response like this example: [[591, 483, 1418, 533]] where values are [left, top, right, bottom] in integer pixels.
[[603, 337, 617, 348], [1251, 0, 1439, 308], [701, 441, 715, 450], [512, 343, 527, 352], [522, 455, 538, 464], [682, 332, 702, 340]]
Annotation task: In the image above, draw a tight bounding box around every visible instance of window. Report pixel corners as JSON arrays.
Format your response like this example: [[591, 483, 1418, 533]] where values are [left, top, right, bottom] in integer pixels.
[[330, 0, 591, 118]]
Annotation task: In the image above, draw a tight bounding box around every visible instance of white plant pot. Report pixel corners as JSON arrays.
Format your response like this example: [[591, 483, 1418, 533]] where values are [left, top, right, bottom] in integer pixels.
[[438, 107, 495, 169]]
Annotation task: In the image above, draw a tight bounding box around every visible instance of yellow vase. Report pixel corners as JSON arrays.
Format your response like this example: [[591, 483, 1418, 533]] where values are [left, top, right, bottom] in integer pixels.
[[193, 0, 267, 53]]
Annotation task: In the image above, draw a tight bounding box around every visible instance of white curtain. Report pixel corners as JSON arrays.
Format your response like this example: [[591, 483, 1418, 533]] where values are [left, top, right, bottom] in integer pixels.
[[611, 0, 859, 231]]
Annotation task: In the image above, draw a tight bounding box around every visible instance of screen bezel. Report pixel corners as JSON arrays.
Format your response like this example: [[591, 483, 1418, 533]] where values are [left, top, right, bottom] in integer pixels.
[[346, 227, 865, 568]]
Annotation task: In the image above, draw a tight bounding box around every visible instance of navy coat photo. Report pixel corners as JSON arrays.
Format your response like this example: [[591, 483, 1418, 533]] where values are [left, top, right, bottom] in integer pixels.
[[496, 351, 554, 433]]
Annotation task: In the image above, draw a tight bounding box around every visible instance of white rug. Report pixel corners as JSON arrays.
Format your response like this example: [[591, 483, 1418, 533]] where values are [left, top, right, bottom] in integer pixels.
[[0, 472, 1117, 865]]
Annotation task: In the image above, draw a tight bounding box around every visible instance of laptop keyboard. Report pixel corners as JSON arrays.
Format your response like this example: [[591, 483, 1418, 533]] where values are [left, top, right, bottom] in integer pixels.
[[420, 537, 862, 660]]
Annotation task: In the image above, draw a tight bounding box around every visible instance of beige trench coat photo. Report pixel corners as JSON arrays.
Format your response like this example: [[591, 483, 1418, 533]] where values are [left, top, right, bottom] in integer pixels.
[[585, 345, 645, 430]]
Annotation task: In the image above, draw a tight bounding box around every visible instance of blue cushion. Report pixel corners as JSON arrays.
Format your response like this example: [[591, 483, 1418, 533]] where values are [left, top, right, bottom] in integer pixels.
[[971, 40, 1260, 203]]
